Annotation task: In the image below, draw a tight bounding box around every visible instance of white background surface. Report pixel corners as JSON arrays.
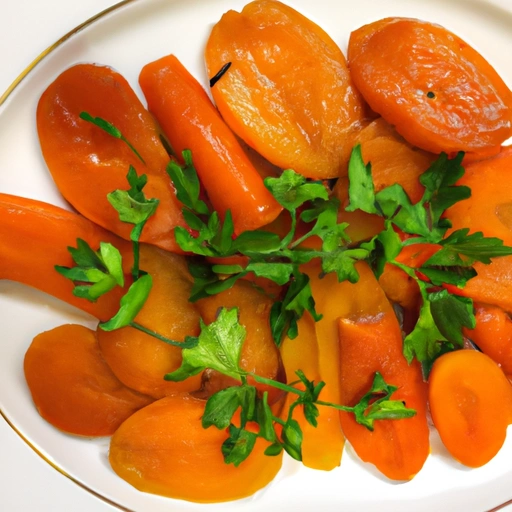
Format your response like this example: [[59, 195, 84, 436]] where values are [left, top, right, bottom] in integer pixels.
[[2, 1, 512, 511]]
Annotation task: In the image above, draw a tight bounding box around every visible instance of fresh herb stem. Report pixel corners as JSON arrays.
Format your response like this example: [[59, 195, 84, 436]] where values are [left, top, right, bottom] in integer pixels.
[[129, 321, 197, 348]]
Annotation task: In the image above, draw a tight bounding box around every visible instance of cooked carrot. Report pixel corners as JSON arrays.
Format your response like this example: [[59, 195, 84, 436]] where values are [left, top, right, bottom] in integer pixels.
[[378, 243, 440, 311], [444, 147, 512, 312], [24, 324, 153, 436], [196, 280, 285, 405], [464, 303, 512, 376], [428, 349, 512, 467], [139, 54, 282, 234], [333, 262, 429, 480], [0, 193, 132, 321], [205, 0, 369, 179], [97, 244, 203, 398], [280, 311, 344, 470], [109, 394, 282, 502], [348, 18, 512, 158], [37, 63, 186, 253]]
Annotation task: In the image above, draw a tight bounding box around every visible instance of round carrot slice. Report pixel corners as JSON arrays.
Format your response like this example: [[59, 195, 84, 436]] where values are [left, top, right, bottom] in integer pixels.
[[348, 18, 512, 158], [24, 324, 153, 436], [428, 349, 512, 467]]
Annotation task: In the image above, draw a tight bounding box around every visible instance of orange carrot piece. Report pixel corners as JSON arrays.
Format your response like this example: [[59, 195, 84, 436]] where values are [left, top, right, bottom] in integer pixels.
[[428, 349, 512, 467], [196, 280, 285, 405], [109, 394, 282, 502], [464, 303, 512, 376], [348, 18, 512, 158], [280, 311, 344, 470], [443, 147, 512, 311], [97, 245, 202, 398], [37, 63, 186, 253], [332, 262, 429, 480], [139, 54, 282, 234], [24, 324, 153, 436], [0, 193, 132, 321]]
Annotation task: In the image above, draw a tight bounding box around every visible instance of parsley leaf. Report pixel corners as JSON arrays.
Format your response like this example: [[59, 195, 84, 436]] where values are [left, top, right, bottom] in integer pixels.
[[55, 239, 124, 301], [79, 111, 146, 164]]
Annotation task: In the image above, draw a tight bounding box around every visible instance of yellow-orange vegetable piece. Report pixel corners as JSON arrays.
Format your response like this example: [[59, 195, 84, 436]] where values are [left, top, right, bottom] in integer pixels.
[[428, 349, 512, 467], [0, 193, 132, 321], [205, 0, 368, 179], [444, 147, 512, 312], [109, 394, 282, 502], [335, 262, 429, 480], [280, 312, 343, 470], [37, 63, 186, 253], [97, 245, 202, 398], [196, 280, 285, 405], [139, 54, 282, 234], [348, 18, 512, 159], [464, 303, 512, 376], [24, 324, 153, 436]]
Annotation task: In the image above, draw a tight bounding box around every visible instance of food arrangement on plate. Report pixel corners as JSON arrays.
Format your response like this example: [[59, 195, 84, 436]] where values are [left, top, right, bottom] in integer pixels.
[[2, 0, 512, 506]]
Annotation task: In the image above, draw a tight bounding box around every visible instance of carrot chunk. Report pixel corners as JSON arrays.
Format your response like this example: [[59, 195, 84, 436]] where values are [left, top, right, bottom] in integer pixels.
[[428, 349, 512, 467], [24, 324, 153, 436], [139, 54, 282, 234]]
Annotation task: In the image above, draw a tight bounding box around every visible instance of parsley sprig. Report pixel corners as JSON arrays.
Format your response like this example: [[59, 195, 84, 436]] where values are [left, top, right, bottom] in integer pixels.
[[346, 146, 512, 372], [170, 154, 371, 344], [165, 308, 416, 465]]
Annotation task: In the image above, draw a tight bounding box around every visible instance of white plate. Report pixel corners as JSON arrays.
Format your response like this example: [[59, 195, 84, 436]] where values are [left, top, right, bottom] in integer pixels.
[[1, 0, 512, 510]]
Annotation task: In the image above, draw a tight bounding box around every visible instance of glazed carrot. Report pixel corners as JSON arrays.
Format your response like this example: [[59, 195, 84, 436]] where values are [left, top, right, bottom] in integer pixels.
[[205, 0, 369, 179], [334, 262, 429, 480], [444, 147, 512, 311], [97, 244, 203, 398], [37, 63, 186, 253], [109, 394, 283, 502], [280, 311, 344, 470], [348, 18, 512, 158], [428, 349, 512, 467], [464, 303, 512, 376], [378, 243, 440, 311], [0, 193, 132, 321], [196, 280, 285, 405], [24, 324, 153, 436], [139, 54, 282, 234]]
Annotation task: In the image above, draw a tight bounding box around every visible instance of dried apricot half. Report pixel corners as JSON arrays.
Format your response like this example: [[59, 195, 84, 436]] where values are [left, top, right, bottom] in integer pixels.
[[206, 0, 368, 178], [348, 18, 512, 158]]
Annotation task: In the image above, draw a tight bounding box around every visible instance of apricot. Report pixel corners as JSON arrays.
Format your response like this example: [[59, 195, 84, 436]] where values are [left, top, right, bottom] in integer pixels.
[[109, 394, 282, 502], [205, 0, 368, 178], [97, 245, 202, 398], [24, 324, 153, 436]]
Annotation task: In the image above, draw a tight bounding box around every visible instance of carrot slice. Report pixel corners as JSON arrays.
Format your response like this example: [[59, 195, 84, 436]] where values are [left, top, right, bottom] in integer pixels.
[[24, 324, 153, 436], [37, 63, 186, 253], [464, 303, 512, 376], [348, 18, 512, 158], [205, 0, 368, 178], [196, 280, 285, 405], [280, 311, 344, 470], [109, 394, 282, 502], [139, 54, 282, 234], [428, 349, 512, 467], [97, 245, 202, 398], [335, 263, 429, 480], [444, 147, 512, 312], [0, 193, 132, 321]]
